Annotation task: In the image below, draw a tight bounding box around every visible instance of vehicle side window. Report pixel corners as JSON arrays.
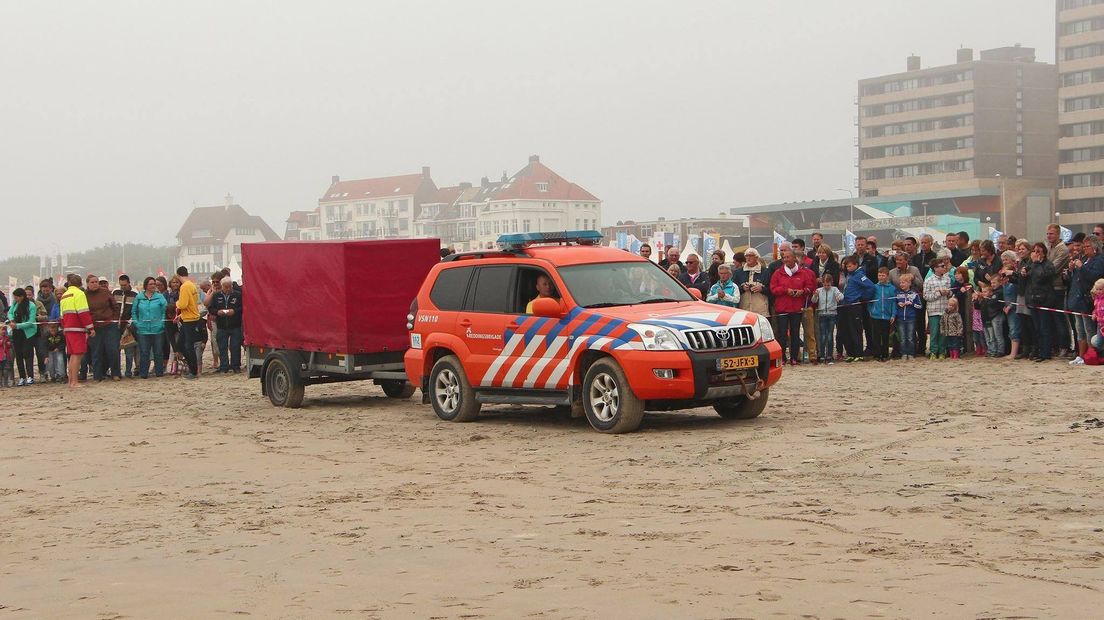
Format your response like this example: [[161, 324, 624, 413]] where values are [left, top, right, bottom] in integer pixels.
[[469, 266, 514, 313], [515, 267, 559, 314], [430, 266, 473, 311]]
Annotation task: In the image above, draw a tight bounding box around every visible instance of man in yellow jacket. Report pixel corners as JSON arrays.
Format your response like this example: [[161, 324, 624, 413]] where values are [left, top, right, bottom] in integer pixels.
[[175, 266, 202, 380]]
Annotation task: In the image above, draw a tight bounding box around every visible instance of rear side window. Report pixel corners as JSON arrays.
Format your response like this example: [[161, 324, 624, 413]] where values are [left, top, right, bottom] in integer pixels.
[[470, 266, 514, 313], [429, 266, 473, 311]]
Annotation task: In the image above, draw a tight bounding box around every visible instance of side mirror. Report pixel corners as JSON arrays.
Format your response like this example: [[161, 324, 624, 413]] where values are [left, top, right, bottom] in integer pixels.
[[531, 297, 565, 317], [688, 288, 703, 300]]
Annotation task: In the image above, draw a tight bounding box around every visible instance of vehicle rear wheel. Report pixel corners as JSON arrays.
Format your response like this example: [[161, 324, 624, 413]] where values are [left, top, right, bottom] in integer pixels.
[[266, 356, 304, 408], [713, 388, 769, 420], [428, 355, 480, 422], [380, 379, 416, 399], [582, 358, 644, 433]]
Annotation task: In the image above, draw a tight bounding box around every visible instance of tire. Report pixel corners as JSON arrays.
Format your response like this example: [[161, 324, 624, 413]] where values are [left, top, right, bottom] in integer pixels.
[[713, 388, 769, 420], [266, 356, 304, 408], [428, 355, 481, 422], [582, 358, 645, 433], [380, 379, 416, 399]]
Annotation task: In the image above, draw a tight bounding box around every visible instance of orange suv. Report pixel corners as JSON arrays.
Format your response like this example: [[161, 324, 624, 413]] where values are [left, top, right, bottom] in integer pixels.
[[404, 232, 783, 433]]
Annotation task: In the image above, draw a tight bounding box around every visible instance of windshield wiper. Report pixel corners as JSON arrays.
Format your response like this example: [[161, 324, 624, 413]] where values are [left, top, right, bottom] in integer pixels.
[[636, 297, 681, 304], [583, 302, 626, 309]]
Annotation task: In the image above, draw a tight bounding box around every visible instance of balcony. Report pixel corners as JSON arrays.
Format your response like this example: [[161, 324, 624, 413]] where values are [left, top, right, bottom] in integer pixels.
[[861, 148, 975, 170], [1059, 80, 1104, 100], [1059, 133, 1104, 149], [861, 102, 974, 128], [859, 81, 974, 107], [1059, 185, 1104, 201], [862, 125, 973, 148], [1058, 158, 1104, 175]]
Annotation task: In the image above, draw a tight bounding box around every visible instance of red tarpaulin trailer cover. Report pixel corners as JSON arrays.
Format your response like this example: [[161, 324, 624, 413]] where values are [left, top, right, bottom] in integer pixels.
[[242, 239, 440, 354]]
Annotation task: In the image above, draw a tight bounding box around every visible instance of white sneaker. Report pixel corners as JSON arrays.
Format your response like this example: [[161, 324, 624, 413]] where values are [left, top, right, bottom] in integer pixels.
[[1070, 356, 1085, 366], [16, 378, 25, 386], [26, 378, 34, 385]]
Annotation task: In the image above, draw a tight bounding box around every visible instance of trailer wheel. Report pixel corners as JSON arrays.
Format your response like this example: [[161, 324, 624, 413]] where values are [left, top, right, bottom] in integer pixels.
[[266, 356, 304, 408], [428, 355, 480, 422], [713, 388, 769, 420], [380, 380, 416, 399]]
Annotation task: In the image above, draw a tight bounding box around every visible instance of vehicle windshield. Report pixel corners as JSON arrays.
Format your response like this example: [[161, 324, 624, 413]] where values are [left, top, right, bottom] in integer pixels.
[[557, 262, 694, 308]]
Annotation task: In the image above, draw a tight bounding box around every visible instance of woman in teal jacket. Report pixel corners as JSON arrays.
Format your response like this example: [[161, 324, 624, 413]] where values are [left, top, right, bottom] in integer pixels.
[[6, 287, 38, 385], [706, 264, 741, 308], [132, 276, 168, 378]]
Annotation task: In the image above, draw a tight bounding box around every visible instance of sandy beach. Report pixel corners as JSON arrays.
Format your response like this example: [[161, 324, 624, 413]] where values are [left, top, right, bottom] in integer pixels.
[[2, 360, 1103, 618]]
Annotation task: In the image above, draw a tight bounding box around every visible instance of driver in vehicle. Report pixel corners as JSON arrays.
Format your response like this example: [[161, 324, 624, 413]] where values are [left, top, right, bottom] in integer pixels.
[[526, 274, 559, 313]]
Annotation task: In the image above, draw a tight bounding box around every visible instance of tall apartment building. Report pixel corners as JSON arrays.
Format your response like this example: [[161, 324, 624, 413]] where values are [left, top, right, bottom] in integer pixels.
[[1057, 0, 1104, 232], [857, 46, 1058, 236]]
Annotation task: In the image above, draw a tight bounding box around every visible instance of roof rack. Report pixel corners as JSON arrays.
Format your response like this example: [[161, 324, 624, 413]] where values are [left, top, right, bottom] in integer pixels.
[[440, 250, 517, 262], [496, 230, 603, 251]]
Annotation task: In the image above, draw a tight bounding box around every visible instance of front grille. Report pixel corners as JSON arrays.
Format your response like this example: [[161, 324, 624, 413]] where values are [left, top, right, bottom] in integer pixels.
[[684, 325, 756, 351]]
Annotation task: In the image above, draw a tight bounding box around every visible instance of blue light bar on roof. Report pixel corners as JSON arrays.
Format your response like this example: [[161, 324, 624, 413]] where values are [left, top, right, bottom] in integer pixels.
[[496, 230, 604, 250]]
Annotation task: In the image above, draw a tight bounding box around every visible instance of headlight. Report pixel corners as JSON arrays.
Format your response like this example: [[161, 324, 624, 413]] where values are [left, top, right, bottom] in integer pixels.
[[629, 323, 682, 351], [757, 315, 775, 342]]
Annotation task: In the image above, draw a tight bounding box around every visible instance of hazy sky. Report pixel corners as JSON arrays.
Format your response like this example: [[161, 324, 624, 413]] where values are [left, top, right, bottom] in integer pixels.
[[0, 0, 1053, 259]]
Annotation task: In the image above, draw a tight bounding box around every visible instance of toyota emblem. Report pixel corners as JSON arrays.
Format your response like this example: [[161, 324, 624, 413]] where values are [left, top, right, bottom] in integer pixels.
[[716, 329, 730, 340]]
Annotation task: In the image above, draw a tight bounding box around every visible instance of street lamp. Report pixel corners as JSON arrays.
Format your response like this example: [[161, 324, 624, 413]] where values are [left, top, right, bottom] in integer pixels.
[[835, 187, 855, 232], [1055, 211, 1061, 227], [921, 201, 928, 235], [995, 173, 1006, 233]]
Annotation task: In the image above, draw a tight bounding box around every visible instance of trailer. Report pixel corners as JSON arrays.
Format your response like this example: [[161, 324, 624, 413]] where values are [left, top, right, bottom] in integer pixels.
[[242, 238, 441, 407]]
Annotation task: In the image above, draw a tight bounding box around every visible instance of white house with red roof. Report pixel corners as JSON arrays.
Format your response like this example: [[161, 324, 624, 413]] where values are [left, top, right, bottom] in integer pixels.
[[306, 167, 438, 240], [471, 155, 601, 248], [175, 196, 280, 276], [287, 156, 599, 249]]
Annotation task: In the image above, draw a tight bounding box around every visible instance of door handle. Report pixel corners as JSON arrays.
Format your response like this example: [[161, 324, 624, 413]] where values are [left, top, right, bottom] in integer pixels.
[[459, 319, 472, 328], [507, 322, 521, 330]]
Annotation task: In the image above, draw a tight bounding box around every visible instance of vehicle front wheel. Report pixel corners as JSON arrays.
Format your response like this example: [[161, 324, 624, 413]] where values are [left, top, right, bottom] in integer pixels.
[[428, 355, 481, 422], [380, 379, 416, 399], [265, 356, 304, 408], [713, 388, 769, 420], [582, 358, 644, 433]]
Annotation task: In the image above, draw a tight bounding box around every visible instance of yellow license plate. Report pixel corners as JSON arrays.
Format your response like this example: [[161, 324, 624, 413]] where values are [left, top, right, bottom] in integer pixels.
[[717, 356, 758, 370]]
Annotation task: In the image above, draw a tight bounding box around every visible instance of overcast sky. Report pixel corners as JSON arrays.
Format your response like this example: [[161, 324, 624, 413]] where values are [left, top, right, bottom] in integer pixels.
[[0, 0, 1053, 259]]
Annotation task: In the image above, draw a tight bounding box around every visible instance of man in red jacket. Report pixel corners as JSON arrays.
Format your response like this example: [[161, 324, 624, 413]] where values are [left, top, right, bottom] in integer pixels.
[[770, 249, 816, 365]]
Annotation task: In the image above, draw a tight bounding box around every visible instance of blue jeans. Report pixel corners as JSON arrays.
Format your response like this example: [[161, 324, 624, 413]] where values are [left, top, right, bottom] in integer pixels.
[[137, 332, 165, 378], [48, 350, 67, 380], [123, 344, 137, 376], [1032, 308, 1054, 359], [984, 314, 1006, 355], [1007, 311, 1021, 341], [928, 315, 944, 356], [81, 330, 101, 380], [215, 326, 242, 371], [897, 319, 916, 356], [816, 314, 837, 361], [93, 323, 121, 380]]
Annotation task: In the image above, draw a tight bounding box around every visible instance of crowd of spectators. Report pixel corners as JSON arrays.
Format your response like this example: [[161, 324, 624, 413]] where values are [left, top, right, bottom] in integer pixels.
[[2, 266, 242, 388], [650, 224, 1104, 366]]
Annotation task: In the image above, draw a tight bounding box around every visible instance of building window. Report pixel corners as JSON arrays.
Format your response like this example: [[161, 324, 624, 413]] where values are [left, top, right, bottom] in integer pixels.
[[523, 220, 531, 232], [536, 182, 548, 192]]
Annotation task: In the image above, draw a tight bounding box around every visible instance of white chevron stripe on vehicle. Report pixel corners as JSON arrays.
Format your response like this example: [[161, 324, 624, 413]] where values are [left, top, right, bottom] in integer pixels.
[[522, 336, 568, 388], [480, 333, 524, 386], [546, 336, 613, 389], [725, 310, 752, 325], [501, 335, 546, 387]]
